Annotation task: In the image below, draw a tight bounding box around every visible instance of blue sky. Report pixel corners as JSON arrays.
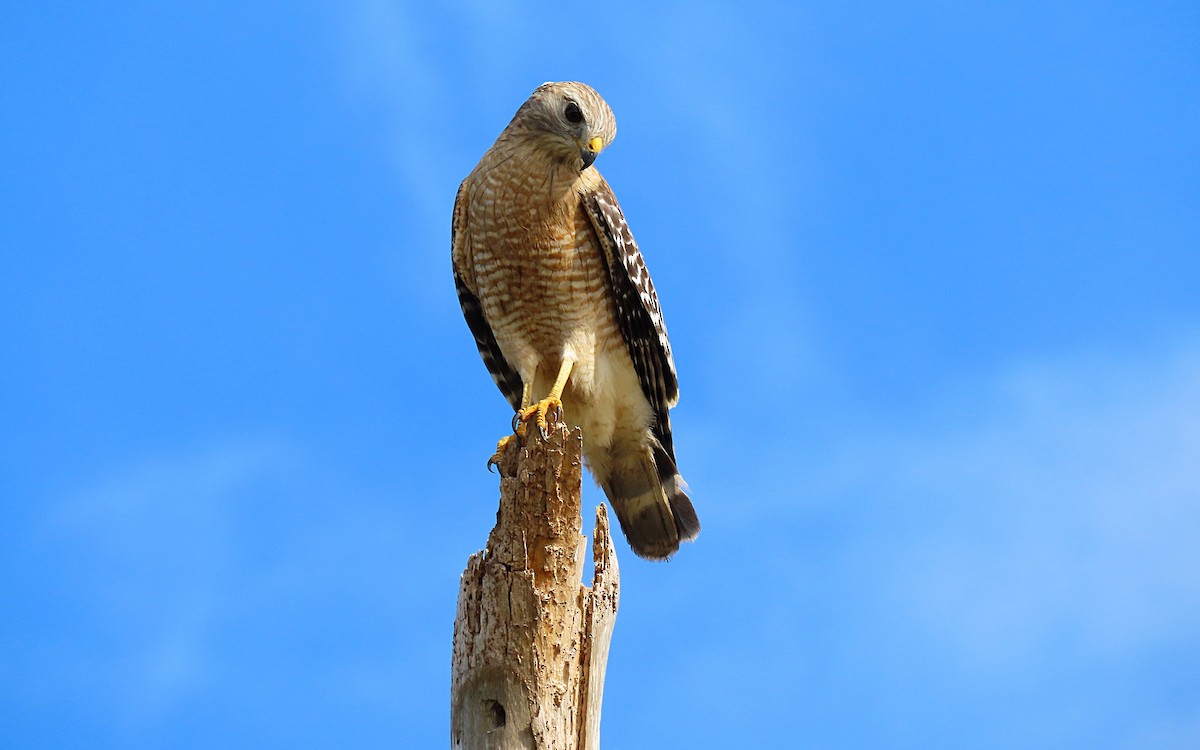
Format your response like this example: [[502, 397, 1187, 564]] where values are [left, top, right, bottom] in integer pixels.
[[3, 1, 1199, 747]]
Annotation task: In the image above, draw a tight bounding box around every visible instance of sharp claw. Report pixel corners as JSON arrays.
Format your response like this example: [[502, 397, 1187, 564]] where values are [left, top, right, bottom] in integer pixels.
[[489, 434, 519, 473], [535, 399, 560, 440], [509, 397, 562, 444]]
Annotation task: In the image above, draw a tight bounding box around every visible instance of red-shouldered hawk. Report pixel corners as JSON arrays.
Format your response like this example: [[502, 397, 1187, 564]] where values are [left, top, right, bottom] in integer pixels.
[[452, 81, 699, 560]]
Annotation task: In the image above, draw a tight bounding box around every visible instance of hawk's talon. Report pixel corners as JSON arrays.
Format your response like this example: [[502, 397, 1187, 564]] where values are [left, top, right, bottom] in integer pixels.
[[513, 396, 562, 442], [510, 410, 528, 437], [487, 434, 519, 473]]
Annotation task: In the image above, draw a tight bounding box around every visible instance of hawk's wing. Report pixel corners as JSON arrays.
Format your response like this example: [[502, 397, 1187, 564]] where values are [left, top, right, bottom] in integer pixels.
[[452, 182, 524, 411], [583, 179, 681, 457]]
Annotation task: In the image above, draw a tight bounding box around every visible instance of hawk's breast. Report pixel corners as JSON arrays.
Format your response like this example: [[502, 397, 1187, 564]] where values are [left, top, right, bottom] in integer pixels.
[[464, 158, 624, 397]]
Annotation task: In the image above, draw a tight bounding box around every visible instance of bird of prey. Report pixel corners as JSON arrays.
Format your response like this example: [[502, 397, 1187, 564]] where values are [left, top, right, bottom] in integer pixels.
[[451, 81, 699, 560]]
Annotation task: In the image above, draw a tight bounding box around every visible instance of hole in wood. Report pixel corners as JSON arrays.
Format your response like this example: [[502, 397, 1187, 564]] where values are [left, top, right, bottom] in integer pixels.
[[484, 698, 506, 729]]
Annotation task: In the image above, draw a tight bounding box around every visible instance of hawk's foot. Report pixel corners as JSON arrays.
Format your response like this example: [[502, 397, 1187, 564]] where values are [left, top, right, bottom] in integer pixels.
[[487, 434, 519, 474], [514, 396, 563, 440]]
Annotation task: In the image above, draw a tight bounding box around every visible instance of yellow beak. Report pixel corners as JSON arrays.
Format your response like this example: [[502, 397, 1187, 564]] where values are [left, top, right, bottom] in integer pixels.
[[580, 136, 604, 169]]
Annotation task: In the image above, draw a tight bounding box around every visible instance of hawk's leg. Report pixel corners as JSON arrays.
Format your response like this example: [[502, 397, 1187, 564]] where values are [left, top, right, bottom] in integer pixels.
[[509, 380, 536, 438], [515, 358, 575, 439], [488, 381, 535, 472]]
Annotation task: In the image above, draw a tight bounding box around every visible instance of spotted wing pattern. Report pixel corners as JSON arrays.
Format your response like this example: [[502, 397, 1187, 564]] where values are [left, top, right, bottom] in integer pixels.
[[584, 181, 680, 457]]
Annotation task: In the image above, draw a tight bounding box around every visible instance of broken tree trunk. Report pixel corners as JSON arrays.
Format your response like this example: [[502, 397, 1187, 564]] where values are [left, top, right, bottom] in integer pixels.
[[451, 419, 620, 750]]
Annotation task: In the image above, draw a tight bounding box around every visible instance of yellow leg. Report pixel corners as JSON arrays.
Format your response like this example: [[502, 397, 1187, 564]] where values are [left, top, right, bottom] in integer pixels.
[[516, 358, 574, 438], [547, 358, 573, 401], [491, 363, 573, 470], [511, 380, 536, 438]]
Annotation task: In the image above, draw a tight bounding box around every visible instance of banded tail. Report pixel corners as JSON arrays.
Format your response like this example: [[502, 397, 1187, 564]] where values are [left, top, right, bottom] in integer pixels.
[[600, 440, 700, 560]]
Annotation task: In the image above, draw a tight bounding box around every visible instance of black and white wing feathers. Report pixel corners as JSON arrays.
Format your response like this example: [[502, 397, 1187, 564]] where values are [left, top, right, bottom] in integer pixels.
[[583, 180, 681, 458]]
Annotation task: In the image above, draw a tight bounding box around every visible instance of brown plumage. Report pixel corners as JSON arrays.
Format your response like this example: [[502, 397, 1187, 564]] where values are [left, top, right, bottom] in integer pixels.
[[452, 82, 699, 560]]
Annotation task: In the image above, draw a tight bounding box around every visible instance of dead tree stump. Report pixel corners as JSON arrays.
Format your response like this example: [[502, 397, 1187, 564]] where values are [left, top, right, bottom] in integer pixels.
[[451, 420, 620, 750]]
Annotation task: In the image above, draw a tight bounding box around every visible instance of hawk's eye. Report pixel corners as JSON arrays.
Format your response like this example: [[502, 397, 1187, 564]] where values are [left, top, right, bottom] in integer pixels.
[[564, 102, 584, 124]]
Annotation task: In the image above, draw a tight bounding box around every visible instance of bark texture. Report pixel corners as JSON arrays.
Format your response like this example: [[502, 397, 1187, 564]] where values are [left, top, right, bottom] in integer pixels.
[[451, 421, 620, 750]]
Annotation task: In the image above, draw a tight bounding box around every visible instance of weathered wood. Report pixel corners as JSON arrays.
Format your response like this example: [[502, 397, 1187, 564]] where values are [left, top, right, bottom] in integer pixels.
[[451, 420, 620, 750]]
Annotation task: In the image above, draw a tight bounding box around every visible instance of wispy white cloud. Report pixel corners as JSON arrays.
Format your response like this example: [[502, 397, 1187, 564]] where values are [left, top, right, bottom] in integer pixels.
[[46, 439, 300, 728], [759, 336, 1200, 674], [331, 1, 468, 308], [659, 336, 1200, 746], [1123, 712, 1200, 750], [622, 6, 829, 398], [337, 0, 452, 177], [879, 340, 1200, 668], [31, 437, 430, 736]]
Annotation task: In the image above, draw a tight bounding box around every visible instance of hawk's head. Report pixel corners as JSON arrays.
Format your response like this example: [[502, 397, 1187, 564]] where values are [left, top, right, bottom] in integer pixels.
[[511, 81, 618, 172]]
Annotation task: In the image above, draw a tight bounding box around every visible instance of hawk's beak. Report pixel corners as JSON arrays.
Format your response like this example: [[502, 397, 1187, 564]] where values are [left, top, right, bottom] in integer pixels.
[[580, 136, 604, 170]]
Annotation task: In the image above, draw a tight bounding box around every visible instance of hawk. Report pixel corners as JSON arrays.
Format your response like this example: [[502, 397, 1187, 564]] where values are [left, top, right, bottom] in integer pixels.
[[452, 81, 699, 560]]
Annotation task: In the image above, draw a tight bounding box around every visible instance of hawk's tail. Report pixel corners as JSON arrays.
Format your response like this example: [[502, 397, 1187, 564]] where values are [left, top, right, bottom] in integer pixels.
[[600, 441, 700, 560]]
